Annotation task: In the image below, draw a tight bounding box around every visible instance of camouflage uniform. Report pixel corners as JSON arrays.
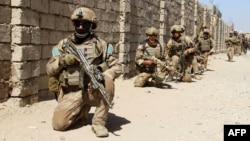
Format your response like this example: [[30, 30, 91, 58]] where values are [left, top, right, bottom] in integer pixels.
[[196, 29, 214, 70], [232, 31, 241, 55], [194, 24, 207, 43], [134, 27, 169, 87], [165, 25, 200, 82], [225, 31, 239, 61], [240, 33, 248, 54], [46, 7, 121, 137]]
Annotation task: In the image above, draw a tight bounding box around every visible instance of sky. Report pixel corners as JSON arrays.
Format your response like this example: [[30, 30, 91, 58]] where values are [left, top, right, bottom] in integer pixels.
[[198, 0, 250, 33]]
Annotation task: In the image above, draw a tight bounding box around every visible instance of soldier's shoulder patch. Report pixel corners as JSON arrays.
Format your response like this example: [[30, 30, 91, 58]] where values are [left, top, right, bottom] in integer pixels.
[[52, 48, 60, 57], [107, 44, 113, 54]]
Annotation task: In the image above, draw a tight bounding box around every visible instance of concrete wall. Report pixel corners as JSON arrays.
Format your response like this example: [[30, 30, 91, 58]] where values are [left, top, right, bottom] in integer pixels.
[[0, 0, 12, 103], [0, 0, 231, 106]]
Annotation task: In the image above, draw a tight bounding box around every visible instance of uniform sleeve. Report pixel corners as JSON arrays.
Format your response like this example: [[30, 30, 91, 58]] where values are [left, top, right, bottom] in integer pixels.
[[46, 40, 64, 76], [184, 36, 197, 53], [98, 39, 122, 80], [195, 40, 201, 51], [135, 44, 145, 66], [164, 40, 172, 59], [184, 36, 194, 47]]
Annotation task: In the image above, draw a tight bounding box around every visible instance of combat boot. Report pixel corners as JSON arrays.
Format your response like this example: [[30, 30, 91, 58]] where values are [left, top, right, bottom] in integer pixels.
[[92, 125, 109, 137], [198, 64, 205, 74], [165, 74, 173, 82]]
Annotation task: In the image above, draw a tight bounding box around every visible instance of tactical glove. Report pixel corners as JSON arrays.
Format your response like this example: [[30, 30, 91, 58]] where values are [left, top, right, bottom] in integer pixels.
[[94, 68, 105, 84], [59, 54, 78, 66]]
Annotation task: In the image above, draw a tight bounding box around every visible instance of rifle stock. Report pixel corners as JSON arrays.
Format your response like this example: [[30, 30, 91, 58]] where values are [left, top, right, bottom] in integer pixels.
[[64, 40, 114, 108]]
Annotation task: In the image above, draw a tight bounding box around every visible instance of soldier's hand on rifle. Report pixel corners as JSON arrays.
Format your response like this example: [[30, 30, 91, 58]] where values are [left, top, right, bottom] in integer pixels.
[[183, 50, 189, 56], [87, 68, 104, 93], [87, 83, 93, 94], [94, 68, 105, 84], [142, 60, 156, 66], [59, 53, 80, 66]]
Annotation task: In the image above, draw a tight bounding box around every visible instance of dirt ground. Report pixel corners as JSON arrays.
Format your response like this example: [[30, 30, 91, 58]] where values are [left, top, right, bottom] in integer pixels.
[[0, 53, 250, 141]]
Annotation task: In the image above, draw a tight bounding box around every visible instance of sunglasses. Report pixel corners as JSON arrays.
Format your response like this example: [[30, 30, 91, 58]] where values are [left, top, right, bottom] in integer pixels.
[[74, 21, 91, 28]]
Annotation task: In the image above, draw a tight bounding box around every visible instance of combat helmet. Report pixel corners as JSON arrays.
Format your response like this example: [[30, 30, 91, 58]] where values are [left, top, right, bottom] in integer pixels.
[[71, 7, 97, 29], [170, 25, 184, 33], [233, 31, 238, 35], [180, 25, 185, 33], [146, 26, 159, 36], [203, 29, 210, 34]]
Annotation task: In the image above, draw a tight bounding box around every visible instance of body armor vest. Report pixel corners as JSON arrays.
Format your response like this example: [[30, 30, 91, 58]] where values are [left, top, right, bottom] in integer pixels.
[[200, 38, 211, 52], [143, 43, 166, 81], [137, 42, 162, 73], [144, 44, 161, 58], [169, 38, 188, 57], [225, 37, 234, 46], [66, 39, 102, 87]]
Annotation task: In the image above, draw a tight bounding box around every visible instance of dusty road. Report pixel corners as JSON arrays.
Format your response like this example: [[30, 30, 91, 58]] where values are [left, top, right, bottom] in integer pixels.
[[0, 53, 250, 141]]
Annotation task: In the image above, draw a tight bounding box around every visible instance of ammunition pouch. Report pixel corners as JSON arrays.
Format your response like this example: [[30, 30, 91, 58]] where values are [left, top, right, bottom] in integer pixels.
[[67, 66, 80, 86], [173, 44, 183, 52], [48, 75, 60, 93], [48, 71, 66, 93]]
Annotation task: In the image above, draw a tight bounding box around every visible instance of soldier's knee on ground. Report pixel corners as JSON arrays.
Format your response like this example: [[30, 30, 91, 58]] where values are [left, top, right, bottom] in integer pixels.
[[134, 81, 145, 87], [134, 76, 148, 87], [52, 115, 70, 131], [182, 74, 192, 82]]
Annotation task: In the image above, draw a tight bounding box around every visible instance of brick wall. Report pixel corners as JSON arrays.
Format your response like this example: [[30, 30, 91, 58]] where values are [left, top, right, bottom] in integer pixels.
[[0, 0, 11, 103], [0, 0, 231, 106]]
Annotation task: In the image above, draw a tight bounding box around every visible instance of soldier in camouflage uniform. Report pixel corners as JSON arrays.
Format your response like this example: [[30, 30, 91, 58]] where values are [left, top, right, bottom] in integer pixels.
[[240, 33, 248, 54], [197, 25, 207, 39], [46, 7, 121, 137], [225, 31, 235, 61], [134, 26, 170, 87], [196, 29, 214, 71], [233, 31, 241, 56], [225, 31, 239, 62], [165, 25, 201, 82]]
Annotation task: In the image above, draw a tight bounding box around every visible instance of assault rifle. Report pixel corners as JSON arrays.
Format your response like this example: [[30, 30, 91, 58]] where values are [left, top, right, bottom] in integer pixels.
[[142, 55, 169, 72], [144, 55, 183, 80], [64, 40, 114, 109], [179, 41, 189, 74]]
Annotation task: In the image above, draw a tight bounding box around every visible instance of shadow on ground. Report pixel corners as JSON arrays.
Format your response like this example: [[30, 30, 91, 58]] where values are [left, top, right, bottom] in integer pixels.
[[68, 112, 130, 135], [106, 113, 131, 135]]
